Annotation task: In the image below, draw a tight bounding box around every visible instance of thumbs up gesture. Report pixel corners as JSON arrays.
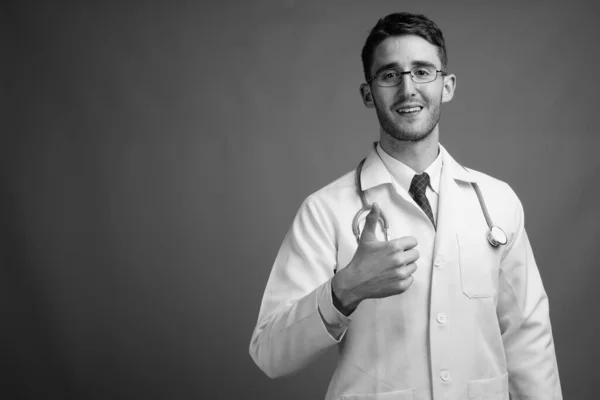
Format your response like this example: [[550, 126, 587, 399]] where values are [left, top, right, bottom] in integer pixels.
[[331, 203, 419, 316]]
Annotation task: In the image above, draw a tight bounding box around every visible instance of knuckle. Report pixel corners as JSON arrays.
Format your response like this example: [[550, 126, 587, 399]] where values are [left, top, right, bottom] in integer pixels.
[[410, 248, 420, 259], [396, 250, 416, 265], [407, 262, 418, 273], [410, 249, 420, 261], [398, 276, 414, 291], [407, 236, 418, 248], [396, 262, 417, 280], [394, 239, 409, 252], [397, 236, 417, 250], [396, 268, 408, 280], [391, 240, 404, 252], [393, 253, 407, 266]]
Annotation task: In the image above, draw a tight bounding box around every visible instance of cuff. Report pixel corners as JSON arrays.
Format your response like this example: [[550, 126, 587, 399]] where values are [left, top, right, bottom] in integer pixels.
[[317, 279, 352, 341]]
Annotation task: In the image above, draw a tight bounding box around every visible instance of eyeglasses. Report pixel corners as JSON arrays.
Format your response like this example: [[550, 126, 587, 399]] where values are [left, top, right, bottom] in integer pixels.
[[368, 65, 446, 87]]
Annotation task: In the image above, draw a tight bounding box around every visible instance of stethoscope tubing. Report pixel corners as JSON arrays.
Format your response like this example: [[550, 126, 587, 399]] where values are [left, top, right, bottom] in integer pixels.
[[352, 158, 390, 242], [352, 157, 507, 247]]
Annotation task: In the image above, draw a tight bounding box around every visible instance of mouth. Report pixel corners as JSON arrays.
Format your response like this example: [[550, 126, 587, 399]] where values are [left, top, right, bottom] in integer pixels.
[[395, 106, 423, 116]]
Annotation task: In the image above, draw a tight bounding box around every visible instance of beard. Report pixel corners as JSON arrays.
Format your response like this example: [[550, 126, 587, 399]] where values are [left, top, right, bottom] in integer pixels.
[[375, 99, 442, 143]]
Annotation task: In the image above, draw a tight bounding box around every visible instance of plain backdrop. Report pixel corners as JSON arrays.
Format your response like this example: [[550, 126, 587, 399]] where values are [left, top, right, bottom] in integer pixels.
[[5, 1, 600, 399]]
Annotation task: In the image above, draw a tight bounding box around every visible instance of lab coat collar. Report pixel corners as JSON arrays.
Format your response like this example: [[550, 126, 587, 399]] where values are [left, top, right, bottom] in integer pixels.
[[439, 144, 477, 183], [359, 141, 476, 192]]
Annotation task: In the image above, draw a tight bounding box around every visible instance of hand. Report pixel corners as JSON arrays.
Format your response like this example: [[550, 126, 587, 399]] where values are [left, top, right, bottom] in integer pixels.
[[332, 202, 419, 315]]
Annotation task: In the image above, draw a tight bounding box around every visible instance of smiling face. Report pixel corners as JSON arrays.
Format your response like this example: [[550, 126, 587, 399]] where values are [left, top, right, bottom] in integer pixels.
[[360, 34, 456, 144]]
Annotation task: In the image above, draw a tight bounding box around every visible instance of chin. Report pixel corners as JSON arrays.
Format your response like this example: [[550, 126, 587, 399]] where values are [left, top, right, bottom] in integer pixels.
[[387, 128, 432, 143]]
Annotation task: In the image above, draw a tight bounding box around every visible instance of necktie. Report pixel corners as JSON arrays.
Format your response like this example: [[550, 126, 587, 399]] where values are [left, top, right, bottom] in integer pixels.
[[409, 173, 436, 229]]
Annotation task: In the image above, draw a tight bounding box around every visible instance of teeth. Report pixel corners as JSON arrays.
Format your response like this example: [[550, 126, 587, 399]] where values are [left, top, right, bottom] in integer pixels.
[[398, 107, 421, 113]]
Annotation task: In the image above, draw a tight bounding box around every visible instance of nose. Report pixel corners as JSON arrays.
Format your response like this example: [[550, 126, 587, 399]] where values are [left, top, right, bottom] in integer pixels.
[[397, 71, 416, 96]]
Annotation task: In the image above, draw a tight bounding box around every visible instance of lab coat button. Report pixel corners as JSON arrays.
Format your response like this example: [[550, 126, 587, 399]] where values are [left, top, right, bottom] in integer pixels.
[[434, 256, 443, 267], [436, 313, 447, 324], [440, 370, 451, 382]]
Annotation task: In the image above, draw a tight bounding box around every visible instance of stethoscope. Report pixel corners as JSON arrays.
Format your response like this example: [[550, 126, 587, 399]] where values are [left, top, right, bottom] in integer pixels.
[[351, 157, 508, 248]]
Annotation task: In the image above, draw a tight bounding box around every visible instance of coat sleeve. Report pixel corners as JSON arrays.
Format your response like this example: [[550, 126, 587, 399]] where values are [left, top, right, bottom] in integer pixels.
[[249, 194, 345, 378], [496, 185, 562, 399]]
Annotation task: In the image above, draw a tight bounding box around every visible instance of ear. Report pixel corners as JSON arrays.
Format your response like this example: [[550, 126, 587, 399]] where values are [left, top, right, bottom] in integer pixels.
[[360, 83, 375, 108], [441, 73, 456, 103]]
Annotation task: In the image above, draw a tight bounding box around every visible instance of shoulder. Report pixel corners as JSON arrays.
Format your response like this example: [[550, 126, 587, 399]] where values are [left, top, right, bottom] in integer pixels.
[[291, 167, 362, 233], [464, 167, 519, 203], [441, 144, 520, 206], [303, 167, 359, 208]]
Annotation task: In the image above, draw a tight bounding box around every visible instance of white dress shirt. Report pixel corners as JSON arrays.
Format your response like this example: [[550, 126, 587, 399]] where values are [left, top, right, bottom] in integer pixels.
[[376, 142, 442, 225]]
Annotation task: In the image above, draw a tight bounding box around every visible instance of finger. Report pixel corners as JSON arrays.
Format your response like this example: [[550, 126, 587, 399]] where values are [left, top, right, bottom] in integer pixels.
[[389, 236, 418, 252], [396, 262, 417, 279], [360, 202, 382, 242], [398, 275, 415, 292], [397, 249, 420, 265]]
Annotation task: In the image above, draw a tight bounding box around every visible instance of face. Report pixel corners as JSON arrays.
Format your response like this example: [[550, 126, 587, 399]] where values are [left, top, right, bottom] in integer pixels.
[[360, 35, 456, 143]]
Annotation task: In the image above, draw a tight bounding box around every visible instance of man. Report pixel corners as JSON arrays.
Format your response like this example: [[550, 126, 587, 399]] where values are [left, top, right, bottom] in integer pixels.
[[249, 12, 562, 400]]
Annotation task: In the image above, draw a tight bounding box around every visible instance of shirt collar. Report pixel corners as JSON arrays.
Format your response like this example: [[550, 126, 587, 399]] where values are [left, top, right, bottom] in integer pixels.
[[359, 141, 476, 192], [376, 142, 442, 195]]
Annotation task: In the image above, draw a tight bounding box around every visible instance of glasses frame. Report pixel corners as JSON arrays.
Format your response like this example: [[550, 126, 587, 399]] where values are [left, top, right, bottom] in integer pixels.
[[368, 66, 447, 87]]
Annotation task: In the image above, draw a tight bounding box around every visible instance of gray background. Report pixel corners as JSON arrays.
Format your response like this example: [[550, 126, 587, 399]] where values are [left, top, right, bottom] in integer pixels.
[[5, 1, 599, 399]]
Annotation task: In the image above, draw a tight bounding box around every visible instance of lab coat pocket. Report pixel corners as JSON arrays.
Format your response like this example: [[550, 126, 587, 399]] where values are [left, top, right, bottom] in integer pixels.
[[467, 372, 509, 399], [340, 388, 415, 400], [457, 234, 498, 298]]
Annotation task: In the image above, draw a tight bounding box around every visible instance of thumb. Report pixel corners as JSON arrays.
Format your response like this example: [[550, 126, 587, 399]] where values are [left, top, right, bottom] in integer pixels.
[[360, 202, 382, 243]]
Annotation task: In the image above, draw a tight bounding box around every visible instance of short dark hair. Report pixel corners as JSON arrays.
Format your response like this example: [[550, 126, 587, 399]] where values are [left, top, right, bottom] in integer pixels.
[[361, 12, 448, 82]]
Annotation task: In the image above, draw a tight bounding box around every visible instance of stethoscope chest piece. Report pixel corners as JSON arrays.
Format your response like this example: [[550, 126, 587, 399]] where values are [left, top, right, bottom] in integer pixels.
[[487, 225, 507, 247]]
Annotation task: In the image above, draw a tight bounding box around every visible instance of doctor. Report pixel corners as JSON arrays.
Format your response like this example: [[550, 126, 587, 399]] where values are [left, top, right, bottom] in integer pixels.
[[250, 12, 562, 400]]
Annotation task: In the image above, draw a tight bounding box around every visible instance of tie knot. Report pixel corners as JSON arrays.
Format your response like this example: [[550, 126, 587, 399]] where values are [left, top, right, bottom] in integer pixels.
[[409, 173, 430, 197]]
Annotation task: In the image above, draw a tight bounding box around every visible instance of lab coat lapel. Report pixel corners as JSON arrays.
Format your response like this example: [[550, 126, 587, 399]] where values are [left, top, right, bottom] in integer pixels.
[[433, 159, 458, 260], [433, 146, 476, 259]]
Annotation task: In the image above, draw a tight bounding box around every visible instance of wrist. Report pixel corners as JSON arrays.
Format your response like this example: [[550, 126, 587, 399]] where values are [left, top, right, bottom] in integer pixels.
[[331, 272, 359, 316]]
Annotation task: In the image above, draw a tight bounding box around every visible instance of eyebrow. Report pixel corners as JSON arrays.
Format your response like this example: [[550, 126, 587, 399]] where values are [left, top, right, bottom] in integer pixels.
[[372, 60, 439, 76]]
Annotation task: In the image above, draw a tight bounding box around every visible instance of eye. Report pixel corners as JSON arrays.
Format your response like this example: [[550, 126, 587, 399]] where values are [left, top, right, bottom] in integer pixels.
[[380, 71, 399, 81], [413, 67, 433, 77]]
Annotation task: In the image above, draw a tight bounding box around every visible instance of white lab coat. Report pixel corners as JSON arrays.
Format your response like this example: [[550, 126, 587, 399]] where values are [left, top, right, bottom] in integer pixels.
[[250, 143, 562, 400]]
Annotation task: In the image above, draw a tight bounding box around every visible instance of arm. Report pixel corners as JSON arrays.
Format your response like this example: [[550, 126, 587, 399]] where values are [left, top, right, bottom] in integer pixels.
[[249, 197, 419, 378], [496, 186, 562, 399], [249, 195, 347, 378]]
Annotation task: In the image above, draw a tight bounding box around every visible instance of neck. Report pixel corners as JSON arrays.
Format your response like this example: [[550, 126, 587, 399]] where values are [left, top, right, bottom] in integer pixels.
[[379, 126, 440, 173]]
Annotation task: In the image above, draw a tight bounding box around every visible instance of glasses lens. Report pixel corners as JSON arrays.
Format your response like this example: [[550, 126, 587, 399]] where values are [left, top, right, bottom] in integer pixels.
[[373, 67, 440, 87], [375, 70, 402, 87], [411, 66, 437, 83]]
